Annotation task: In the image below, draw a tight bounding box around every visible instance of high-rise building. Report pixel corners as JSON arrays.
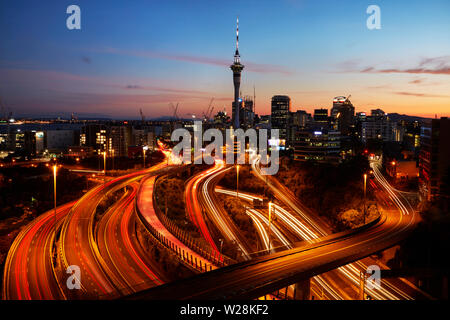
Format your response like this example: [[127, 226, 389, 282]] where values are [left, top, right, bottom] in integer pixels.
[[361, 111, 403, 143], [108, 126, 128, 157], [290, 110, 309, 128], [287, 110, 310, 148], [46, 130, 76, 153], [240, 96, 255, 129], [331, 96, 355, 135], [80, 124, 108, 154], [271, 95, 291, 142], [230, 18, 244, 129], [419, 117, 450, 206], [293, 129, 341, 164], [313, 108, 329, 125]]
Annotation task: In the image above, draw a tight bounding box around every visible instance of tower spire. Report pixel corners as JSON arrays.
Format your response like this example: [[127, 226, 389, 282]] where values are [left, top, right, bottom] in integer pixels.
[[236, 17, 239, 51], [231, 17, 244, 129], [234, 17, 240, 63]]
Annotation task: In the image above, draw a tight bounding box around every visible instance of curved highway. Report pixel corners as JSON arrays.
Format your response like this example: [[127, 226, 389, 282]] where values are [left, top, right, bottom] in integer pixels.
[[127, 161, 420, 300]]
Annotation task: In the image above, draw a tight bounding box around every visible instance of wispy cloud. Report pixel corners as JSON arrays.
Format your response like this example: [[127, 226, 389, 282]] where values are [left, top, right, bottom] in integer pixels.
[[361, 56, 450, 75], [393, 91, 448, 98], [366, 84, 392, 90], [81, 56, 92, 64], [409, 79, 423, 84], [123, 84, 209, 95], [0, 68, 214, 96], [93, 47, 293, 75], [337, 56, 450, 76]]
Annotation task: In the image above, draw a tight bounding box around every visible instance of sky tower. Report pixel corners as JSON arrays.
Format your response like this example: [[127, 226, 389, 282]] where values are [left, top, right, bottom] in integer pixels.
[[230, 17, 244, 129]]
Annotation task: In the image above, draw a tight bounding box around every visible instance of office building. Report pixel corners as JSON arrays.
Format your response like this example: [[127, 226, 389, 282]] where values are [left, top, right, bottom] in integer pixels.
[[271, 95, 291, 142], [293, 129, 341, 164], [331, 96, 355, 135], [419, 117, 450, 205], [313, 108, 329, 126]]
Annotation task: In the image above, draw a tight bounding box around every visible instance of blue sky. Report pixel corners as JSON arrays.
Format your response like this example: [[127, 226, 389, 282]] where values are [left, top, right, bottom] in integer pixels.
[[1, 0, 449, 118]]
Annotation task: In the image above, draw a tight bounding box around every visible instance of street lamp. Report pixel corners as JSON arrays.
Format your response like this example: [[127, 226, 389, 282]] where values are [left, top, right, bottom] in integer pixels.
[[219, 238, 224, 254], [111, 149, 115, 171], [103, 152, 106, 183], [236, 165, 240, 198], [363, 173, 367, 224], [268, 201, 274, 253], [143, 146, 148, 168], [53, 165, 57, 249], [103, 152, 106, 173]]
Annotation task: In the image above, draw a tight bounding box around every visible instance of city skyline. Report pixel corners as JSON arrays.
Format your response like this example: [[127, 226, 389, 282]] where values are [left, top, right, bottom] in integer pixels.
[[1, 0, 449, 119], [1, 1, 449, 305]]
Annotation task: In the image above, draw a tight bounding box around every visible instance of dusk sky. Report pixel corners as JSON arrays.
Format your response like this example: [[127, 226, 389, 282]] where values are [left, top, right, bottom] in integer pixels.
[[0, 0, 449, 119]]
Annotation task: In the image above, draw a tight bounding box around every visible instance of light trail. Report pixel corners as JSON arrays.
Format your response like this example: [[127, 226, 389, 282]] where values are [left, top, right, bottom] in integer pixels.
[[224, 156, 417, 302], [218, 189, 343, 300], [201, 163, 251, 259]]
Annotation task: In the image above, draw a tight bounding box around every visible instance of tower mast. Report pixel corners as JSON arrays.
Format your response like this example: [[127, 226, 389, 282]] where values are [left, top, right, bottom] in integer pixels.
[[230, 17, 244, 129]]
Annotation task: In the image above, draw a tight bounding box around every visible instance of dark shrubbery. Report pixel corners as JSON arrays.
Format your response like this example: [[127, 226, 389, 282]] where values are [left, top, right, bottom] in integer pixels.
[[276, 156, 373, 231]]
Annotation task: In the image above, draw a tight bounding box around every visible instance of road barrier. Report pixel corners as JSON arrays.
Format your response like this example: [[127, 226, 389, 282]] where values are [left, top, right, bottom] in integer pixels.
[[135, 175, 234, 274]]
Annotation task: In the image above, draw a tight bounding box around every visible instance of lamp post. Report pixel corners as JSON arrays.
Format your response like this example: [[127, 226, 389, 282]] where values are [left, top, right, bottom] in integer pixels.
[[165, 148, 169, 215], [236, 165, 240, 198], [363, 173, 367, 224], [391, 161, 397, 179], [111, 149, 115, 171], [268, 201, 273, 253], [103, 152, 106, 184], [219, 238, 224, 254], [143, 146, 148, 168], [53, 165, 57, 249], [265, 154, 269, 196]]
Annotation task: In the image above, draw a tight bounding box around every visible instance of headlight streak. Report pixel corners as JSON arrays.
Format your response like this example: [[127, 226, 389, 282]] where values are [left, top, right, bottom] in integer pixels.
[[224, 158, 416, 301]]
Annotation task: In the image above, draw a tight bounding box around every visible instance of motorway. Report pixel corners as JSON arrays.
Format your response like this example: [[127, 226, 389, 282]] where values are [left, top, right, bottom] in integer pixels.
[[58, 163, 168, 299], [251, 157, 425, 300], [184, 164, 222, 253], [95, 181, 165, 295], [197, 162, 252, 259], [3, 151, 427, 300], [217, 188, 346, 300], [2, 159, 170, 300], [2, 202, 75, 300], [127, 160, 421, 299], [137, 174, 218, 271]]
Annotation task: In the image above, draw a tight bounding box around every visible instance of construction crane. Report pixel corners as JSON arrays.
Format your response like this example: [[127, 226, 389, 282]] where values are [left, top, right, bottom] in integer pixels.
[[170, 103, 180, 120], [0, 96, 5, 121], [202, 98, 215, 122], [0, 96, 12, 122], [139, 108, 146, 122]]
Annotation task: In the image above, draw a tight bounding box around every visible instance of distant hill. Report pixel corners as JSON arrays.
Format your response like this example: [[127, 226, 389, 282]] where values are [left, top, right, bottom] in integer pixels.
[[387, 113, 431, 124]]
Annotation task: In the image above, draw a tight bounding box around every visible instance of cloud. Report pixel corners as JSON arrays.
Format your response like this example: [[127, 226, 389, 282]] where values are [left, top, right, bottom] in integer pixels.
[[360, 56, 450, 75], [81, 56, 92, 64], [0, 68, 216, 97], [123, 84, 210, 95], [393, 91, 448, 98], [409, 79, 423, 84], [366, 84, 391, 90], [93, 47, 293, 75]]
